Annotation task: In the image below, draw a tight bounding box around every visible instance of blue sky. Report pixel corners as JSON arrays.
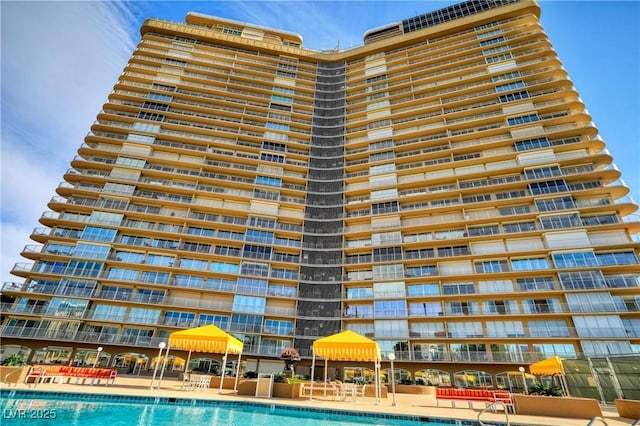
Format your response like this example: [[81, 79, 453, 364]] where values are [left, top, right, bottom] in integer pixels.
[[1, 1, 639, 284]]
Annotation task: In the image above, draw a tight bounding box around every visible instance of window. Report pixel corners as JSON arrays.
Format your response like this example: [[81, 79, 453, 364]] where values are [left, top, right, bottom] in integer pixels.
[[574, 315, 626, 338], [479, 36, 505, 46], [163, 311, 195, 327], [528, 179, 568, 195], [142, 101, 169, 111], [503, 222, 537, 233], [140, 271, 169, 284], [552, 251, 598, 268], [516, 277, 555, 291], [514, 137, 550, 151], [406, 283, 439, 296], [347, 287, 373, 299], [198, 314, 228, 328], [373, 247, 403, 262], [187, 226, 215, 237], [467, 225, 500, 236], [255, 175, 282, 187], [265, 122, 289, 131], [511, 257, 549, 271], [136, 111, 165, 122], [119, 235, 150, 246], [498, 91, 529, 103], [264, 319, 293, 336], [230, 314, 263, 333], [240, 261, 269, 277], [476, 260, 509, 273], [180, 258, 208, 270], [442, 283, 475, 295], [371, 201, 399, 215], [210, 262, 240, 274], [81, 226, 116, 243], [486, 320, 524, 337], [409, 302, 442, 316], [496, 81, 525, 93], [369, 151, 395, 162], [145, 254, 174, 267], [406, 265, 437, 277], [260, 152, 285, 163], [491, 71, 521, 82], [596, 252, 638, 266], [232, 295, 266, 314], [174, 274, 204, 289], [236, 277, 268, 295], [246, 229, 274, 244], [147, 93, 173, 102], [483, 45, 509, 55], [74, 243, 110, 259], [92, 304, 126, 321], [486, 52, 513, 63], [507, 113, 539, 126], [270, 94, 293, 103], [528, 320, 570, 337], [262, 141, 286, 152], [65, 260, 103, 278], [272, 86, 294, 94], [437, 245, 470, 257], [525, 166, 561, 180], [535, 196, 575, 212], [539, 213, 582, 229], [373, 263, 404, 280], [107, 268, 138, 281], [374, 300, 407, 317], [214, 245, 241, 257]]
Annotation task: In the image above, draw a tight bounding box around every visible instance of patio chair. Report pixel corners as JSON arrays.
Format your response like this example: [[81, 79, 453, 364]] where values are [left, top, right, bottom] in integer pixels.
[[196, 375, 211, 391], [331, 381, 345, 401]]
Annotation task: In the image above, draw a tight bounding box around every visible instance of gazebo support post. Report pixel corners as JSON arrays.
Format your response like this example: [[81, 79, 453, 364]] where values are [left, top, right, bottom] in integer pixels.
[[218, 350, 228, 394], [184, 350, 192, 374], [157, 346, 171, 390], [323, 358, 328, 398], [233, 352, 242, 391], [309, 355, 316, 401]]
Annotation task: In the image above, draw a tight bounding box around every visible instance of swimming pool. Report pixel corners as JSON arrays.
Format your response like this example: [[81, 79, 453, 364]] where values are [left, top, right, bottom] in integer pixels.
[[0, 390, 504, 426]]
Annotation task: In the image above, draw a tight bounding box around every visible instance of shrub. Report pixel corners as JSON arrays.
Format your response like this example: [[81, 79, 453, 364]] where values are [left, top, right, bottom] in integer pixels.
[[243, 371, 258, 379], [1, 354, 27, 366], [527, 383, 563, 397], [273, 373, 288, 383]]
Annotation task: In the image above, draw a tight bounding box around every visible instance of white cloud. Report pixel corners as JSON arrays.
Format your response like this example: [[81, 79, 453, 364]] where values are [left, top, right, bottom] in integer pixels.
[[1, 1, 138, 284]]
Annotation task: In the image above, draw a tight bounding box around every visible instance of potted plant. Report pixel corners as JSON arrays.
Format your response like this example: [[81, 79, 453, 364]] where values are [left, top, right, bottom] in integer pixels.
[[280, 348, 300, 376], [528, 382, 563, 397], [2, 353, 27, 366], [0, 353, 30, 384]]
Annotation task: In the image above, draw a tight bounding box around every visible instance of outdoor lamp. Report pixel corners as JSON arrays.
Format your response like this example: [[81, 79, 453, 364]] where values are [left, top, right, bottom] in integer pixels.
[[93, 347, 103, 368], [150, 342, 166, 389], [387, 352, 396, 406], [518, 366, 528, 394]]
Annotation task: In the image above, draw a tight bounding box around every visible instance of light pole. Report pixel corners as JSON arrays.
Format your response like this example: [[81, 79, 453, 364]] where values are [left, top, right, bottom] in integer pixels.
[[387, 353, 396, 406], [518, 366, 528, 394], [150, 342, 166, 389], [93, 347, 103, 368]]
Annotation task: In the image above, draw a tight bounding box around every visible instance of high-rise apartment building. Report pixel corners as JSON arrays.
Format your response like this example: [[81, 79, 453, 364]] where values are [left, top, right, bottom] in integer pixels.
[[2, 0, 639, 381]]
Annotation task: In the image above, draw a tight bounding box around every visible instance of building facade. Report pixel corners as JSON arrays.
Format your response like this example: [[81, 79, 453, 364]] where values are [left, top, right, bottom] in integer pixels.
[[2, 0, 639, 380]]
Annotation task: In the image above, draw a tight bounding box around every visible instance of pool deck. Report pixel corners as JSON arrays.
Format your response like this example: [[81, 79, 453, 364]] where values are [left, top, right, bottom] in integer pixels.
[[1, 376, 635, 426]]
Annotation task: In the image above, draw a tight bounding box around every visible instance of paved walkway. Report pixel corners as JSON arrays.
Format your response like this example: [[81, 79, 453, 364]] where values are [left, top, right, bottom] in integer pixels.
[[1, 376, 634, 425]]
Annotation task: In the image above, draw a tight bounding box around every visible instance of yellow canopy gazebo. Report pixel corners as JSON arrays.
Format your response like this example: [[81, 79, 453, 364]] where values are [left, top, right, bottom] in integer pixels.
[[529, 356, 568, 395], [529, 356, 564, 375], [159, 325, 244, 393], [310, 330, 382, 402]]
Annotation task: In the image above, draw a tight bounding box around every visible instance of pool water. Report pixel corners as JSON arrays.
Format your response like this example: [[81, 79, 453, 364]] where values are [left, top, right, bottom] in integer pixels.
[[0, 391, 485, 426]]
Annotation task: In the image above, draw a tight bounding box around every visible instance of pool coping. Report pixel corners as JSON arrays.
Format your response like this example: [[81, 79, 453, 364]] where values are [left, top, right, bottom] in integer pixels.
[[2, 388, 520, 426]]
